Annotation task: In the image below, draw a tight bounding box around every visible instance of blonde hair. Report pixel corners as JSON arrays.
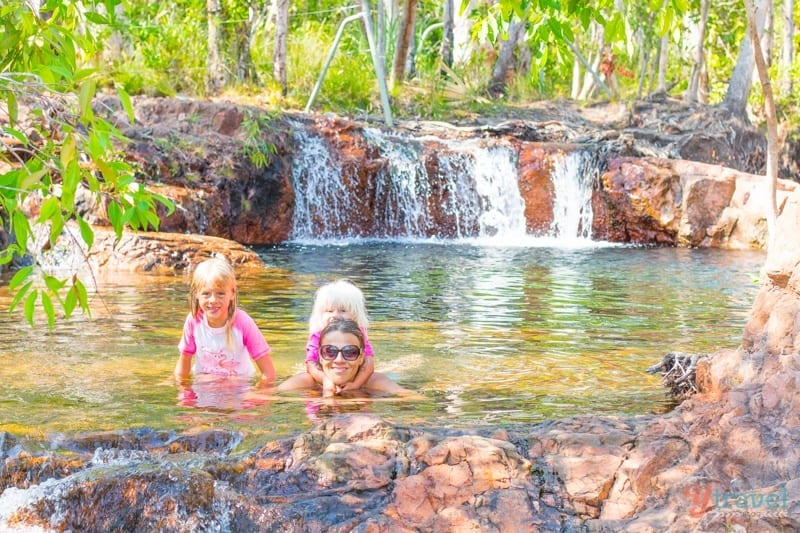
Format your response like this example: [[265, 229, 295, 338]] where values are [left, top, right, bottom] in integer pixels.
[[189, 257, 238, 347], [309, 279, 369, 332]]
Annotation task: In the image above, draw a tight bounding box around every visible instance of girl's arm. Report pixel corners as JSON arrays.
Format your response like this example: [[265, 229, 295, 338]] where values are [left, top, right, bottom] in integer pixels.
[[254, 355, 276, 385], [174, 353, 193, 382], [305, 360, 326, 384], [340, 356, 374, 391]]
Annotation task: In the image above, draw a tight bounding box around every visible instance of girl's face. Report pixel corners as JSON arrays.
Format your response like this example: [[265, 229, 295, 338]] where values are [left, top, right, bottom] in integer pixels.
[[197, 281, 235, 328], [320, 329, 363, 386], [322, 305, 355, 326]]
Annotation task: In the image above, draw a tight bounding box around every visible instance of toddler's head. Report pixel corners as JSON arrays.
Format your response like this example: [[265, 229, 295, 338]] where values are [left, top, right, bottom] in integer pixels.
[[189, 257, 238, 323], [309, 279, 369, 332]]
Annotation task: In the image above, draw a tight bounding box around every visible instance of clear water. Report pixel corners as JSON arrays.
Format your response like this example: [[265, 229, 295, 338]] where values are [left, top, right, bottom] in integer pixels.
[[0, 241, 765, 445]]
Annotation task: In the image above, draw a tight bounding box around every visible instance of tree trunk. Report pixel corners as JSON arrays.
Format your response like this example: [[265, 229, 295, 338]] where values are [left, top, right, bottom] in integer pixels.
[[744, 0, 779, 248], [440, 0, 454, 71], [488, 18, 526, 97], [684, 0, 709, 103], [578, 24, 605, 100], [761, 0, 773, 66], [273, 0, 289, 96], [205, 0, 226, 95], [722, 0, 767, 117], [656, 35, 668, 94], [454, 0, 478, 65], [234, 4, 259, 84], [390, 0, 418, 90], [781, 0, 794, 94], [571, 55, 581, 99], [377, 0, 387, 73]]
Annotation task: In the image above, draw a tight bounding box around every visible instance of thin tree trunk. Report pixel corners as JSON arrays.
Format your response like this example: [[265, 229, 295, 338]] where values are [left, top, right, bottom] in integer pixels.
[[206, 0, 226, 95], [234, 4, 259, 84], [722, 0, 767, 117], [684, 0, 709, 103], [571, 55, 581, 99], [656, 35, 668, 94], [377, 0, 386, 73], [390, 0, 418, 90], [578, 24, 605, 100], [762, 0, 773, 66], [453, 0, 477, 65], [636, 26, 649, 99], [440, 0, 454, 71], [781, 0, 794, 94], [488, 18, 526, 97], [273, 0, 289, 96], [744, 0, 778, 248]]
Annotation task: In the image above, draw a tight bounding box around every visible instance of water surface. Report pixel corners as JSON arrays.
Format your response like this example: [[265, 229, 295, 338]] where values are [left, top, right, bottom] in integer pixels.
[[0, 242, 765, 445]]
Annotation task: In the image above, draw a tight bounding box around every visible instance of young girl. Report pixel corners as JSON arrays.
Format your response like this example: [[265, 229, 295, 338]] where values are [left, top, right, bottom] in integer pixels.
[[174, 257, 276, 391], [281, 279, 375, 394], [278, 318, 402, 396]]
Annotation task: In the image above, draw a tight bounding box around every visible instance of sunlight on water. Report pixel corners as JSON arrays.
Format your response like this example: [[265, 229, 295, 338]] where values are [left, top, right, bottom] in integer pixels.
[[0, 243, 766, 442]]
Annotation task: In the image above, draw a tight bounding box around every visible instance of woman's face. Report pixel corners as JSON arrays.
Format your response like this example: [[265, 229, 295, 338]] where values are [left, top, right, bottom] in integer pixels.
[[319, 329, 363, 386]]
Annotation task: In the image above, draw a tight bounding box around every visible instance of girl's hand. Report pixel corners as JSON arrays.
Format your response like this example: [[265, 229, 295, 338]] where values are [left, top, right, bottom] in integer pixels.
[[339, 382, 359, 392], [177, 386, 198, 406], [322, 375, 338, 397]]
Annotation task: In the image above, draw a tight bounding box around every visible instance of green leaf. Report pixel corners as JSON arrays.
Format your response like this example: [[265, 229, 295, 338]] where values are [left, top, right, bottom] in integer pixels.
[[24, 289, 38, 326], [43, 274, 66, 293], [77, 215, 94, 248], [1, 125, 26, 145], [9, 265, 33, 290], [9, 281, 33, 313], [84, 11, 109, 25], [74, 279, 91, 317], [60, 133, 77, 171], [41, 291, 55, 329], [78, 79, 96, 122], [7, 91, 17, 124], [38, 196, 61, 222], [17, 168, 47, 193], [64, 284, 78, 317], [117, 86, 135, 125], [12, 210, 30, 253]]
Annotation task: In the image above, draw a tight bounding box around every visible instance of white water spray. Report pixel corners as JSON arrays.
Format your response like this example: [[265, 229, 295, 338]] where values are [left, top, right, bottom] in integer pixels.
[[290, 124, 597, 243]]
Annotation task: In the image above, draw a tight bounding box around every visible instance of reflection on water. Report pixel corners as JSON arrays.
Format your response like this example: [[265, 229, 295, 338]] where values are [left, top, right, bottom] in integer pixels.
[[0, 242, 765, 442]]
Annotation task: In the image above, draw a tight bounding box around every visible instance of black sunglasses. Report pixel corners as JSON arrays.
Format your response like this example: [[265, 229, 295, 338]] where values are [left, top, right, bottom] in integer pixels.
[[320, 344, 362, 361]]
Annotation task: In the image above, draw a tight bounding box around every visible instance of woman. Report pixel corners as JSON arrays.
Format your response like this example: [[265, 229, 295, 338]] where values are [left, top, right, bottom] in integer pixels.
[[278, 318, 404, 397]]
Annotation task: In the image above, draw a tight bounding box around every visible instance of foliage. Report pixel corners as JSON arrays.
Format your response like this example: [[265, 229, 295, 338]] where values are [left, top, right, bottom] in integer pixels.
[[1, 0, 173, 327], [238, 110, 278, 168]]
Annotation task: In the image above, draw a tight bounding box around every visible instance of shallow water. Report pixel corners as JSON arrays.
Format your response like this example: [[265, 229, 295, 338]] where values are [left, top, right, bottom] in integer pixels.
[[0, 241, 765, 446]]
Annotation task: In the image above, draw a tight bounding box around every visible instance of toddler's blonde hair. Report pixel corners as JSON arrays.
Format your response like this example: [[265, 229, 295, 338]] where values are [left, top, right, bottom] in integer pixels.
[[309, 279, 369, 332]]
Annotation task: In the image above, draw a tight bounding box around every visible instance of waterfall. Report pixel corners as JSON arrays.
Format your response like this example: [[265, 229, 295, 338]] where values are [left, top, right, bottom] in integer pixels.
[[549, 151, 598, 242], [290, 124, 597, 243]]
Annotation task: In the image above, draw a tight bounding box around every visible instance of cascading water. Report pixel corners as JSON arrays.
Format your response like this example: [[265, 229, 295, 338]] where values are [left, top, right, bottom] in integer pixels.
[[290, 124, 597, 243], [549, 150, 599, 243]]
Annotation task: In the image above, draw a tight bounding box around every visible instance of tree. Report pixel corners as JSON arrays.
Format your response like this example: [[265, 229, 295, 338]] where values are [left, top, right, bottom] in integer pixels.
[[390, 0, 419, 90], [780, 0, 794, 94], [744, 0, 778, 246], [722, 0, 768, 117], [206, 0, 226, 94], [440, 0, 455, 71], [273, 0, 289, 95], [1, 0, 172, 326], [684, 0, 709, 103]]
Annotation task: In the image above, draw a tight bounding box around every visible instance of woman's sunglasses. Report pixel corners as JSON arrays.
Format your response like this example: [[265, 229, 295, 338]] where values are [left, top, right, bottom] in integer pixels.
[[320, 344, 362, 361]]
